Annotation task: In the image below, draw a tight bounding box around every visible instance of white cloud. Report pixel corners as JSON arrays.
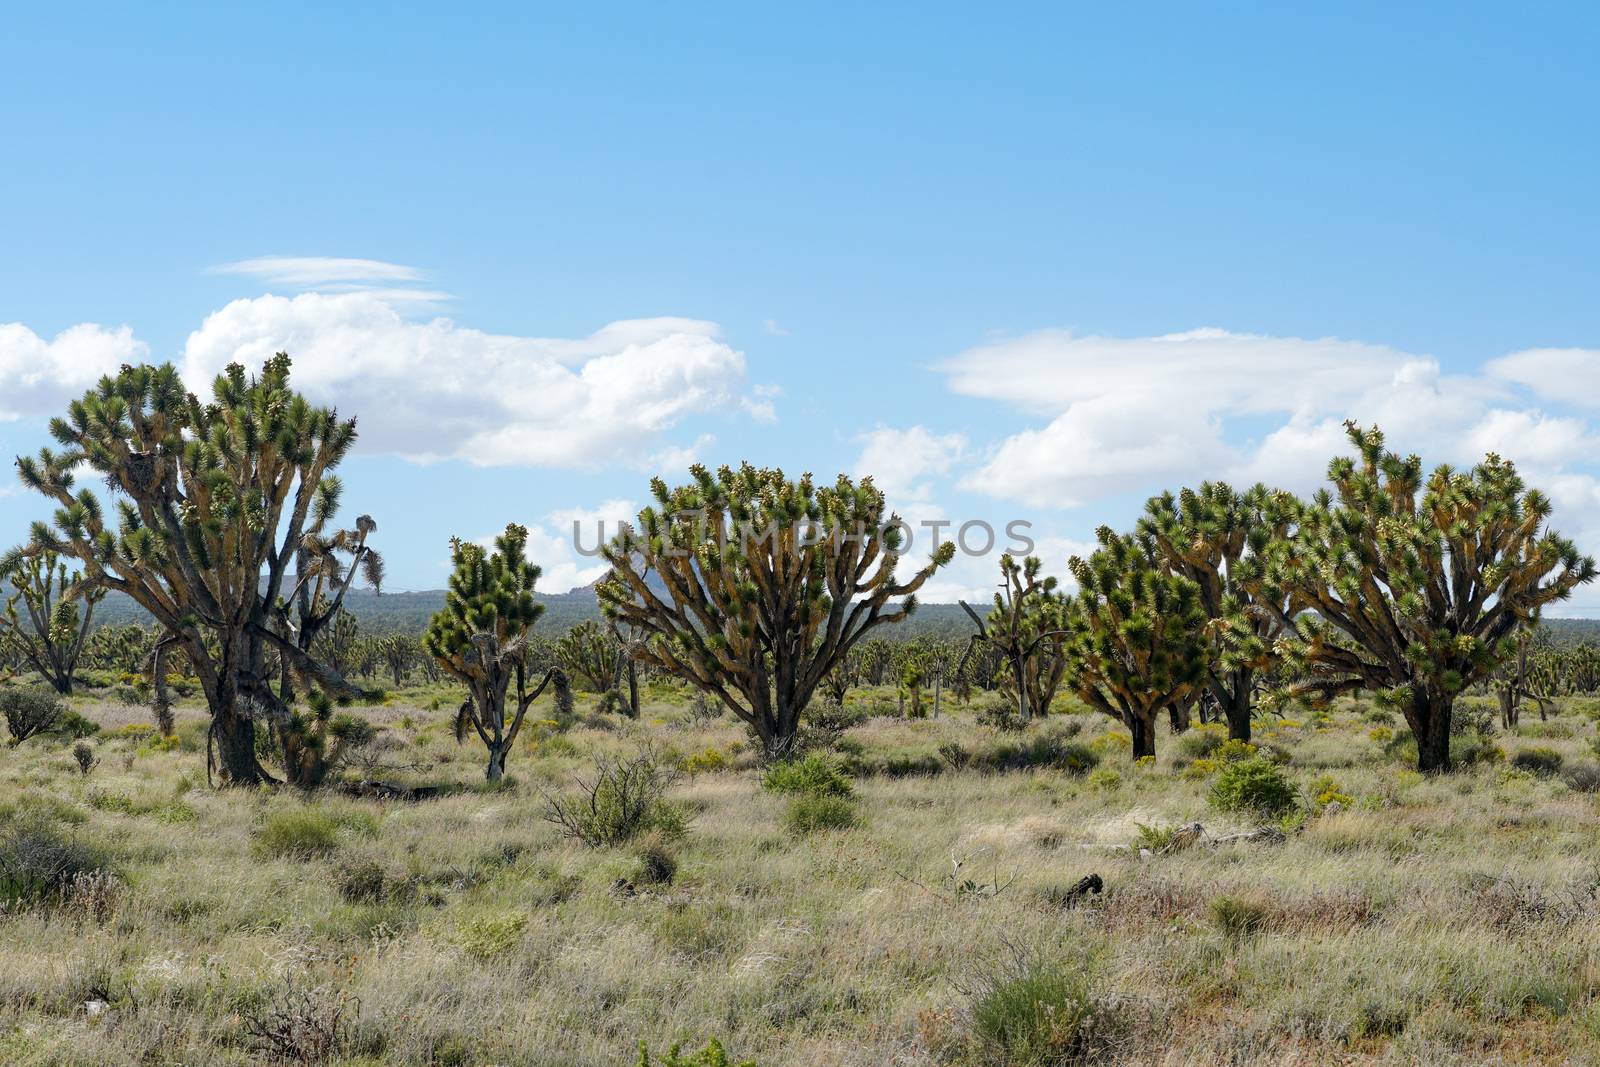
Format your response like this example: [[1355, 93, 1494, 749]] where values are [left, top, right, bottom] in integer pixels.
[[0, 322, 148, 419], [761, 319, 790, 337], [182, 291, 761, 468], [466, 499, 637, 595], [853, 424, 968, 506], [1485, 348, 1600, 406], [209, 256, 423, 288]]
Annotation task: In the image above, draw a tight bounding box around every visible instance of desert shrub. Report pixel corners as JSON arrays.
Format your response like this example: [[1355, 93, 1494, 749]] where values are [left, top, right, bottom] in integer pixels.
[[71, 740, 99, 776], [636, 1037, 756, 1067], [1562, 761, 1600, 793], [455, 911, 528, 958], [542, 748, 686, 847], [632, 831, 679, 885], [0, 820, 113, 909], [937, 741, 971, 771], [1510, 746, 1564, 777], [51, 709, 101, 742], [1209, 893, 1272, 940], [783, 794, 859, 834], [975, 699, 1028, 733], [1087, 767, 1122, 792], [240, 982, 357, 1065], [680, 747, 729, 776], [1133, 822, 1179, 852], [1208, 757, 1297, 818], [0, 687, 63, 746], [1176, 726, 1224, 760], [333, 859, 391, 904], [254, 808, 372, 858], [1214, 738, 1258, 763], [1383, 729, 1501, 768], [1363, 707, 1396, 725], [975, 732, 1098, 774], [762, 753, 853, 797], [966, 950, 1099, 1066]]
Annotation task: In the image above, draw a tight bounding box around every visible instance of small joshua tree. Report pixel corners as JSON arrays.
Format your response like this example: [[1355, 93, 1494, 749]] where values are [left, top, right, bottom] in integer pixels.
[[555, 620, 637, 717], [597, 464, 952, 757], [1251, 423, 1594, 772], [1139, 482, 1301, 742], [0, 550, 104, 695], [959, 555, 1069, 721], [1061, 528, 1209, 759], [424, 524, 570, 781]]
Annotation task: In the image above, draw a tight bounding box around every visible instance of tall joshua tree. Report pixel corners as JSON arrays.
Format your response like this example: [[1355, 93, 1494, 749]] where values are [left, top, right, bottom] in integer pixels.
[[1061, 528, 1209, 759], [959, 554, 1069, 721], [597, 464, 953, 756], [1139, 482, 1300, 742], [0, 549, 104, 694], [424, 524, 570, 781], [12, 357, 370, 785], [1252, 423, 1594, 773]]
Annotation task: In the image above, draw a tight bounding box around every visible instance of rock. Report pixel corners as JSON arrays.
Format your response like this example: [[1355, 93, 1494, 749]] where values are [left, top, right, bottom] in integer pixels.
[[83, 999, 108, 1020]]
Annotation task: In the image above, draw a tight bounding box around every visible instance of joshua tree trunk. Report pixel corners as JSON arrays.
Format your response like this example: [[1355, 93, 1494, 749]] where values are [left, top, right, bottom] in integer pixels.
[[1167, 702, 1190, 733], [206, 681, 266, 787], [1127, 714, 1156, 759], [1498, 686, 1520, 730], [1410, 689, 1454, 774], [626, 660, 640, 719], [1222, 672, 1253, 742], [486, 741, 511, 782]]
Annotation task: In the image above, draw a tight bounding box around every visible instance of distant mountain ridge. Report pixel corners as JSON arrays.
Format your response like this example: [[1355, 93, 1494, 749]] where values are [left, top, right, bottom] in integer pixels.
[[78, 585, 1600, 645]]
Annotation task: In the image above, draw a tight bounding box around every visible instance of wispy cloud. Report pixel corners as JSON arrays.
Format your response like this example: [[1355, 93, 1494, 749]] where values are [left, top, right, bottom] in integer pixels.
[[208, 255, 424, 288]]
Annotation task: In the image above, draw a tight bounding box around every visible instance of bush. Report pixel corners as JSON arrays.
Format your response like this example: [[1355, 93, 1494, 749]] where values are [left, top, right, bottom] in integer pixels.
[[1176, 726, 1224, 760], [542, 748, 686, 847], [633, 831, 679, 885], [783, 794, 859, 834], [974, 732, 1098, 775], [636, 1037, 756, 1067], [50, 709, 101, 742], [0, 821, 112, 909], [1086, 768, 1121, 792], [333, 859, 392, 904], [1208, 757, 1297, 818], [1209, 893, 1272, 940], [967, 952, 1097, 1066], [761, 753, 853, 797], [254, 808, 358, 858], [0, 687, 63, 746], [1562, 761, 1600, 793], [1510, 746, 1564, 777]]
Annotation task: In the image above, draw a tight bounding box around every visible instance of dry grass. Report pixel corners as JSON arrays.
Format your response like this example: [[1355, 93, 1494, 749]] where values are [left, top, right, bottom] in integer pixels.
[[0, 683, 1598, 1065]]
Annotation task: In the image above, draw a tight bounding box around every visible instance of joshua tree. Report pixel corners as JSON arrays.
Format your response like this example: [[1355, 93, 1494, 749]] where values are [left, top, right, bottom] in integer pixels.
[[555, 620, 636, 716], [1139, 482, 1300, 742], [12, 357, 370, 785], [597, 464, 953, 756], [1061, 528, 1209, 759], [1492, 628, 1553, 728], [424, 524, 570, 780], [273, 480, 382, 701], [959, 555, 1068, 721], [821, 650, 862, 706], [378, 634, 415, 687], [0, 549, 104, 694], [1252, 422, 1594, 773]]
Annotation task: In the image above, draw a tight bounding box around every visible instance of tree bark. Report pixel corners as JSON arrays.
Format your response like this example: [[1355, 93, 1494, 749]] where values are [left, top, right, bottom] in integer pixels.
[[486, 741, 510, 782], [209, 689, 266, 787], [1168, 702, 1190, 733], [1128, 714, 1156, 759], [1224, 674, 1253, 742], [626, 660, 640, 719], [1411, 689, 1454, 774]]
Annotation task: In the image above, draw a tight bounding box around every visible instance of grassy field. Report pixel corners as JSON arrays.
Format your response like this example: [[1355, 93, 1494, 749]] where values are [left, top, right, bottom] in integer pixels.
[[4, 680, 1600, 1066]]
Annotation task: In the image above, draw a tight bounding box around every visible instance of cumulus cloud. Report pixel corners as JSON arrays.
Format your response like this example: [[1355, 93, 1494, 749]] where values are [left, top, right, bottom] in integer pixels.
[[853, 424, 968, 506], [0, 322, 147, 419], [941, 327, 1597, 507], [182, 291, 759, 468]]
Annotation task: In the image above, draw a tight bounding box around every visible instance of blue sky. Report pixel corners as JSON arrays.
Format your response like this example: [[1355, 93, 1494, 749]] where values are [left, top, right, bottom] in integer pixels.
[[5, 4, 1600, 606]]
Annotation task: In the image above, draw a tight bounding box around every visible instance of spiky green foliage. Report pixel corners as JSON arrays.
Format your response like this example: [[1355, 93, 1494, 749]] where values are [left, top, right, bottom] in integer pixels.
[[0, 549, 104, 694], [10, 356, 369, 785], [555, 620, 638, 715], [1061, 528, 1210, 759], [597, 464, 953, 756], [960, 555, 1068, 721], [424, 524, 569, 780], [1139, 482, 1300, 741], [1251, 422, 1595, 772]]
